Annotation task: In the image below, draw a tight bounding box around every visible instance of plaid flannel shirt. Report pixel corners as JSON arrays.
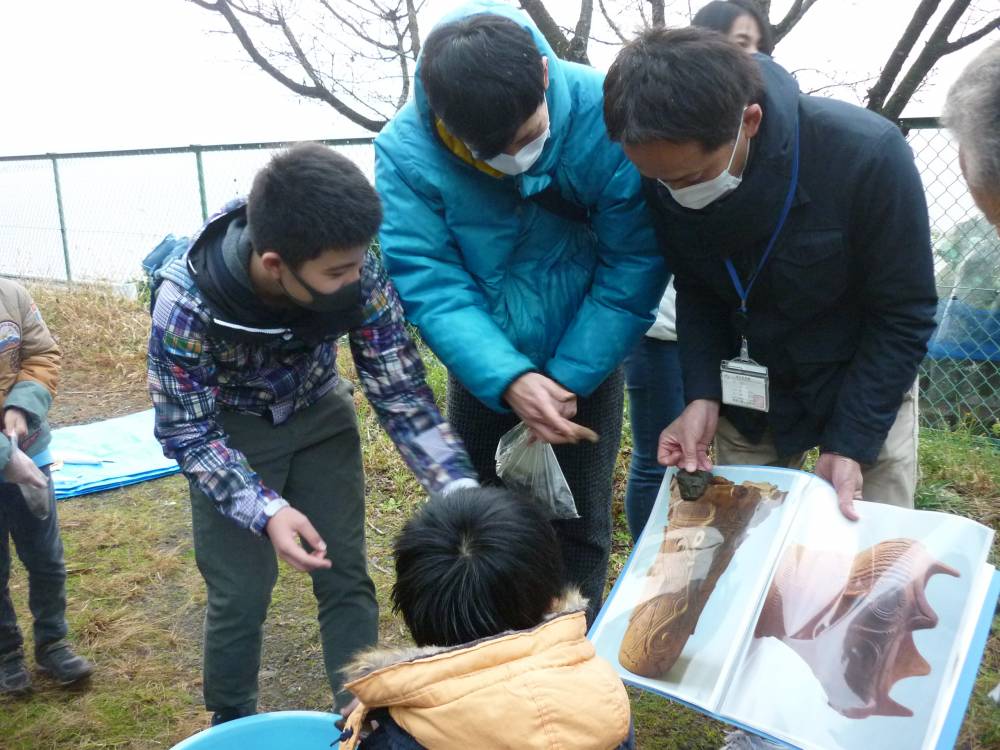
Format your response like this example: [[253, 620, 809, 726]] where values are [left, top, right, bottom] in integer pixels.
[[148, 214, 475, 534]]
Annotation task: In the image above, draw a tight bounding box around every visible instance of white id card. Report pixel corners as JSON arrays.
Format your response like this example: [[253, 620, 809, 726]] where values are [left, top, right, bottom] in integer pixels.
[[721, 342, 769, 412]]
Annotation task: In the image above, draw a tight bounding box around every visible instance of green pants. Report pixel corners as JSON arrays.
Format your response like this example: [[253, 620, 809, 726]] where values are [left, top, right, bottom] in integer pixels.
[[190, 382, 377, 712]]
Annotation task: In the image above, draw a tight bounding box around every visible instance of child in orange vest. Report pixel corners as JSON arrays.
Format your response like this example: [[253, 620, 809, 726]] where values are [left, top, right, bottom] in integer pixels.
[[338, 486, 634, 750]]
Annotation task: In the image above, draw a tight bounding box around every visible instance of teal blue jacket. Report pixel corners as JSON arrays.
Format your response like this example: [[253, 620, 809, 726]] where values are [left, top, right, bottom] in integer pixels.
[[375, 1, 668, 411]]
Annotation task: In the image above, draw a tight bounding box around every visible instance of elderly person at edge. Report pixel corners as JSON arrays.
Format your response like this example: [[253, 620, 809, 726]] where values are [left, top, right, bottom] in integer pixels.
[[946, 40, 1000, 234]]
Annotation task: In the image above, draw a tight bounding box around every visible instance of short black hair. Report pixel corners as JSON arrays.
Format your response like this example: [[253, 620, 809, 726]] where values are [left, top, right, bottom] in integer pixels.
[[692, 0, 775, 56], [392, 487, 564, 647], [604, 26, 764, 151], [419, 14, 545, 159], [247, 142, 382, 268]]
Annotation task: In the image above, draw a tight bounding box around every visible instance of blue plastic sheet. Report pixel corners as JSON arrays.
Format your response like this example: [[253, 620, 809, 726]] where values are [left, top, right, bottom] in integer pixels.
[[927, 298, 1000, 362], [50, 409, 179, 499]]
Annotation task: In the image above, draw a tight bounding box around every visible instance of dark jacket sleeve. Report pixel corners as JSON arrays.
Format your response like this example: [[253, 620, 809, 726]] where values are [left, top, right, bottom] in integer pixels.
[[820, 127, 937, 463], [644, 180, 732, 405]]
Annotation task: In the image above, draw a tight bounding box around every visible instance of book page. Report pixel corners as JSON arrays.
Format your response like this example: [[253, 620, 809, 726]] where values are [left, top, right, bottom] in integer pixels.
[[589, 466, 811, 710], [720, 489, 995, 750]]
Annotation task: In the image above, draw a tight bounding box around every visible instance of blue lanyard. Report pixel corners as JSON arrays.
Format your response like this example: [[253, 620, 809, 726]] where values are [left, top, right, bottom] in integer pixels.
[[724, 121, 800, 315]]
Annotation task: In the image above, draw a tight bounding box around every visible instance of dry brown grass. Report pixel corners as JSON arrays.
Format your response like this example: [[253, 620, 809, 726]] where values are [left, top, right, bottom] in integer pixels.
[[26, 282, 151, 426]]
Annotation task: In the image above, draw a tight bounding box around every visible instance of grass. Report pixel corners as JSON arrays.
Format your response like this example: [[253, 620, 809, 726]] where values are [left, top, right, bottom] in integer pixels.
[[27, 282, 151, 425], [1, 285, 998, 748]]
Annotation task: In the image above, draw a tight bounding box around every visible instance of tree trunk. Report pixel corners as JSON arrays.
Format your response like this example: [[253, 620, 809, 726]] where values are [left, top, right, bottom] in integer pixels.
[[865, 0, 941, 114], [649, 0, 665, 27]]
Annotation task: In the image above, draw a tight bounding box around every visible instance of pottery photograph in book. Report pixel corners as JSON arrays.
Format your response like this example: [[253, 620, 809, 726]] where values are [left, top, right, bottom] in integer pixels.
[[618, 475, 786, 678], [754, 538, 961, 719]]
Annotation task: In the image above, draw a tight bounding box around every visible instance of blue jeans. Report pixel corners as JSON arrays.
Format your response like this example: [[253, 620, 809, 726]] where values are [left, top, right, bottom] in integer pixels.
[[0, 467, 67, 659], [623, 337, 685, 540]]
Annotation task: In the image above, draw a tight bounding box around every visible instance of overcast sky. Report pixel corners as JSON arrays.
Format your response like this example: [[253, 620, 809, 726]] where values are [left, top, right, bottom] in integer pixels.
[[1, 0, 996, 157]]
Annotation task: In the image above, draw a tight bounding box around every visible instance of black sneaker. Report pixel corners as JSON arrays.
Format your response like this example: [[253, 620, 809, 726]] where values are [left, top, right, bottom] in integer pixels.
[[0, 653, 31, 695], [211, 707, 255, 726], [35, 640, 93, 686]]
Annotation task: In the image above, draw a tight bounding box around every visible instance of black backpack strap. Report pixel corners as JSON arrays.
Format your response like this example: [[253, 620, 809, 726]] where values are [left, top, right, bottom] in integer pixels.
[[527, 184, 592, 226]]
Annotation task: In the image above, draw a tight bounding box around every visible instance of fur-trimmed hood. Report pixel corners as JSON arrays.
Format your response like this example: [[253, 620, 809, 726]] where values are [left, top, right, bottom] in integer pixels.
[[342, 588, 589, 682], [339, 588, 630, 750]]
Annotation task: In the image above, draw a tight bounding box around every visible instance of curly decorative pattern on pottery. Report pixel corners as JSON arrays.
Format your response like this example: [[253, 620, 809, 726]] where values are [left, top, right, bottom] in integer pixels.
[[754, 539, 960, 719], [618, 476, 786, 679]]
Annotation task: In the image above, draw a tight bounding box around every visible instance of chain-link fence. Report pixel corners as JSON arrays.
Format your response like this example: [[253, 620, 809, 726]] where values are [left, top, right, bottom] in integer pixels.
[[904, 119, 1000, 439], [0, 138, 375, 286], [1, 125, 998, 436]]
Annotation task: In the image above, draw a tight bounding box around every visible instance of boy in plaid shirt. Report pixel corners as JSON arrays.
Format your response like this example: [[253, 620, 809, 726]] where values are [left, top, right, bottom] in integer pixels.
[[148, 143, 477, 724]]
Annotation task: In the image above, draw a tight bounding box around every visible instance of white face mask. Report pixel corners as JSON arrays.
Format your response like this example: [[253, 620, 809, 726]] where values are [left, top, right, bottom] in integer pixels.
[[482, 127, 550, 176], [660, 112, 747, 210]]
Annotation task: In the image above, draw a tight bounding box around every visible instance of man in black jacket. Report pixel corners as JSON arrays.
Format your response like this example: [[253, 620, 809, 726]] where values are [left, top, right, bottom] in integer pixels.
[[603, 27, 937, 519]]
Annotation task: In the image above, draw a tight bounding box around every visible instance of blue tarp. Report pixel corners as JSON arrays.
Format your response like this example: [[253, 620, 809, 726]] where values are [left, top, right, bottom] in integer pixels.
[[927, 298, 1000, 362], [50, 409, 179, 499]]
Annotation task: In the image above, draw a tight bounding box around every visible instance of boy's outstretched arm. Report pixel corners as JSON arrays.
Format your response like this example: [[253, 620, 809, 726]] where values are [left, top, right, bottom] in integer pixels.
[[349, 252, 478, 495], [148, 281, 329, 570]]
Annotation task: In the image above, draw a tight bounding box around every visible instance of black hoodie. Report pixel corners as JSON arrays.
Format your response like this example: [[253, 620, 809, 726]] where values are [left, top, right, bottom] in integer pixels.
[[185, 204, 365, 346]]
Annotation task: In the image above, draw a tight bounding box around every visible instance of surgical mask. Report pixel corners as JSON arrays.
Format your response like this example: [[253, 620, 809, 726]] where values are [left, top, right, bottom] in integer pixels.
[[660, 112, 747, 210], [282, 267, 362, 314], [483, 127, 550, 176]]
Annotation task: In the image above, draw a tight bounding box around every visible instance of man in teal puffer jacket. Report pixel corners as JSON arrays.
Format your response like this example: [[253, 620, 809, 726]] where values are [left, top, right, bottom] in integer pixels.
[[375, 2, 668, 619]]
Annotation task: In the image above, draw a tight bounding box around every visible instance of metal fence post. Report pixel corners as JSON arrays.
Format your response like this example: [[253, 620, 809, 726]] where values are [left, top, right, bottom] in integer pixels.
[[194, 146, 208, 222], [49, 155, 72, 283]]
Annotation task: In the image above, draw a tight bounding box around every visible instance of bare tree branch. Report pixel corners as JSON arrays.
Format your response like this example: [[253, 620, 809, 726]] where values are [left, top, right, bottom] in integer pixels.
[[187, 0, 431, 131], [406, 0, 422, 58], [598, 0, 628, 43], [567, 0, 594, 62], [945, 13, 1000, 52], [773, 0, 822, 43], [227, 0, 282, 26], [649, 0, 665, 27], [519, 0, 571, 58], [878, 0, 990, 120], [189, 0, 991, 137], [803, 76, 878, 97], [317, 0, 405, 54], [865, 0, 941, 113], [636, 0, 649, 28]]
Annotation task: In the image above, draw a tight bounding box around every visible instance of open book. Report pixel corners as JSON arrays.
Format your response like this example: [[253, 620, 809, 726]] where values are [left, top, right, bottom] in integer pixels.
[[589, 466, 999, 750]]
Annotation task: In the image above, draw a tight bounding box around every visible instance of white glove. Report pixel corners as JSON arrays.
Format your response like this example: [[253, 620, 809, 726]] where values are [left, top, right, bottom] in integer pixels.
[[3, 434, 46, 489], [3, 434, 51, 520]]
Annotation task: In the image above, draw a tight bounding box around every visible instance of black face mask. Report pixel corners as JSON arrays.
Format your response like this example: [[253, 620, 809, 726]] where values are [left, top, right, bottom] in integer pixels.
[[281, 266, 362, 314]]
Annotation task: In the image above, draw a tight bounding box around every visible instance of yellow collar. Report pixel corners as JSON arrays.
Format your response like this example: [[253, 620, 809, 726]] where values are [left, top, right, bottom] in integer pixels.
[[434, 118, 505, 178]]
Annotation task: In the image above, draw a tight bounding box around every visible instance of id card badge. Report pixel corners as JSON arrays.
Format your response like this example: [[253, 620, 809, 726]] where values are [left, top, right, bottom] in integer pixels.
[[721, 338, 770, 412]]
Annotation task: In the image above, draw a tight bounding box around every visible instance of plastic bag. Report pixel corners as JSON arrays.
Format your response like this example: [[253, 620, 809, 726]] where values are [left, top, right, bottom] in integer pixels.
[[3, 434, 51, 520], [495, 423, 579, 520]]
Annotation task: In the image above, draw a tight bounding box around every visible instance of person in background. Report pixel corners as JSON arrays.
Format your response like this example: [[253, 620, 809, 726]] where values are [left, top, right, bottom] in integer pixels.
[[623, 0, 777, 542], [693, 0, 775, 55], [945, 40, 1000, 235], [945, 38, 1000, 713], [337, 486, 634, 750], [375, 2, 668, 620], [1, 279, 94, 694]]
